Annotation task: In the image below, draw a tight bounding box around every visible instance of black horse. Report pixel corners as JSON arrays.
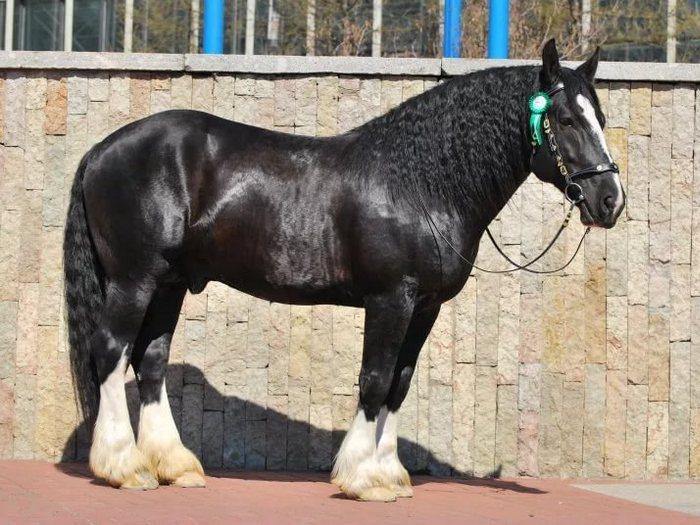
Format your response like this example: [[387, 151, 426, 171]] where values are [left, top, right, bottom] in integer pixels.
[[64, 40, 624, 501]]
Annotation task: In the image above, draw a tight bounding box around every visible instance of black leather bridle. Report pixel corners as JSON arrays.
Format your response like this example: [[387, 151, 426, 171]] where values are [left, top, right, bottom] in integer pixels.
[[537, 82, 619, 205]]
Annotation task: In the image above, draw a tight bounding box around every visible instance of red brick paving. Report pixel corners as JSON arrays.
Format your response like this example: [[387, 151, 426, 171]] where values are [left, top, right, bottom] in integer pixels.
[[0, 461, 698, 524]]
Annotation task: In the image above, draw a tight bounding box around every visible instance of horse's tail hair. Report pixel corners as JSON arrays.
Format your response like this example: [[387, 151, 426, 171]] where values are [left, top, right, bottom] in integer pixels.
[[64, 149, 102, 425]]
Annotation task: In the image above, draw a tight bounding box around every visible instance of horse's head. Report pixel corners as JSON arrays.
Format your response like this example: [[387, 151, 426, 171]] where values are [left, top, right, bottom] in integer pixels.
[[530, 39, 625, 229]]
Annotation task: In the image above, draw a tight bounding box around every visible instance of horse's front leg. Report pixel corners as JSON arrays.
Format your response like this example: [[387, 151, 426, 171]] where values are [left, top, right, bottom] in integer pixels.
[[331, 280, 417, 502], [378, 305, 440, 498]]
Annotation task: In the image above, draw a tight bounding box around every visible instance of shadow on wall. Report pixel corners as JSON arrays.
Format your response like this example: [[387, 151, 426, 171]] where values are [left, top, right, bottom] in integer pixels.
[[58, 363, 540, 493]]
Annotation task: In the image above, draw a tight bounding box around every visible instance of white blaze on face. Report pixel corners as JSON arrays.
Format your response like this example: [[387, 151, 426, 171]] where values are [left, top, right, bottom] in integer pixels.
[[576, 94, 624, 212]]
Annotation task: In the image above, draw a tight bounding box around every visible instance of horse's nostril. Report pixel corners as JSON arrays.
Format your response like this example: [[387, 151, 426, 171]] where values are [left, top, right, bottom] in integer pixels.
[[604, 195, 615, 212]]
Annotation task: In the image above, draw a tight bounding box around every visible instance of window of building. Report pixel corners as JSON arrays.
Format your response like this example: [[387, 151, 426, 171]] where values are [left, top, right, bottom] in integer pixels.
[[0, 1, 6, 49], [132, 0, 191, 53], [73, 0, 120, 51], [14, 0, 65, 50]]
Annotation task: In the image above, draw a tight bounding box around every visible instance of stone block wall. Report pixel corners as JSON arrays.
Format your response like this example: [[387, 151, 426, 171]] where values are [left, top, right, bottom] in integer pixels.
[[0, 54, 699, 479]]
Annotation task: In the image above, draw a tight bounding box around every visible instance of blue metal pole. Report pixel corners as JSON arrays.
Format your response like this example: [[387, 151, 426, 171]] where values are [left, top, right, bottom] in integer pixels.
[[487, 0, 509, 58], [443, 0, 462, 58], [203, 0, 225, 54]]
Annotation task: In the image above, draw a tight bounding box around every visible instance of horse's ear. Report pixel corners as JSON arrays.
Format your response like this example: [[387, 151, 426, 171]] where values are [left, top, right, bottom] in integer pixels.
[[541, 38, 561, 86], [577, 46, 600, 83]]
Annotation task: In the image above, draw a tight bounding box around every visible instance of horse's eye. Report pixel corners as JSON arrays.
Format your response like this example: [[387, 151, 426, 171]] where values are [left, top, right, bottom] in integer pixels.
[[560, 116, 574, 127]]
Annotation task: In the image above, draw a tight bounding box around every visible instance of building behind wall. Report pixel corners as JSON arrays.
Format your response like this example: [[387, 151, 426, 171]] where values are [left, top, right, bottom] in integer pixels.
[[0, 1, 697, 60]]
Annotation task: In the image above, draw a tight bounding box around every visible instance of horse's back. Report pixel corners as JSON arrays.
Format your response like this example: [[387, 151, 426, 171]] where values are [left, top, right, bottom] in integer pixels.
[[79, 109, 361, 298]]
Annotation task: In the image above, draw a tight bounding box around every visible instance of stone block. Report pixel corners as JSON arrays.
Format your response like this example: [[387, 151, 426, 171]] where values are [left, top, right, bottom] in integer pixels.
[[472, 366, 496, 477], [454, 278, 476, 364], [127, 73, 150, 121], [24, 109, 45, 190], [561, 381, 584, 477], [691, 408, 700, 478], [15, 283, 38, 375], [0, 210, 21, 302], [294, 77, 317, 129], [669, 341, 690, 479], [273, 78, 295, 128], [452, 363, 475, 475], [627, 220, 648, 306], [497, 253, 519, 385], [202, 410, 223, 467], [583, 363, 605, 477], [626, 136, 649, 222], [606, 296, 627, 371], [286, 386, 310, 470], [584, 233, 606, 364], [192, 76, 213, 112], [495, 384, 517, 476], [44, 77, 67, 135], [627, 304, 648, 385], [518, 293, 542, 363], [18, 190, 42, 283], [428, 383, 452, 476], [67, 75, 88, 115], [380, 79, 402, 113], [108, 73, 130, 130], [625, 384, 648, 479], [646, 401, 669, 479], [171, 74, 192, 109], [607, 83, 630, 128], [266, 394, 288, 470], [223, 395, 246, 468], [4, 73, 27, 148], [316, 76, 338, 137], [672, 85, 695, 159], [604, 369, 626, 478], [670, 264, 691, 343], [88, 74, 109, 102], [518, 409, 539, 476], [43, 136, 65, 228], [693, 298, 700, 410], [429, 300, 454, 386], [629, 83, 651, 135], [648, 312, 670, 401], [212, 75, 234, 120], [538, 372, 563, 476], [245, 419, 266, 470]]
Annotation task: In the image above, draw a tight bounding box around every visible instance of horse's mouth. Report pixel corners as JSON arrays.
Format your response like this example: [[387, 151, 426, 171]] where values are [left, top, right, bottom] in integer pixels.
[[578, 200, 618, 229]]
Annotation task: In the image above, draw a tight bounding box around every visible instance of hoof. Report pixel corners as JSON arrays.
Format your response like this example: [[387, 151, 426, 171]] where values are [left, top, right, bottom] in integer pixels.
[[358, 486, 397, 502], [120, 470, 159, 491], [391, 485, 413, 498], [391, 484, 413, 498], [173, 471, 206, 488]]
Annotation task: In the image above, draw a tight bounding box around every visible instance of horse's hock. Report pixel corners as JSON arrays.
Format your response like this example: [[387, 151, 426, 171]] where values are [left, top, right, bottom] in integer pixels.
[[0, 53, 699, 480]]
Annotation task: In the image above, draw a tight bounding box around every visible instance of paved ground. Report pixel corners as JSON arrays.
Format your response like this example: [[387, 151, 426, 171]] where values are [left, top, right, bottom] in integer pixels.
[[1, 461, 699, 524], [575, 483, 700, 517]]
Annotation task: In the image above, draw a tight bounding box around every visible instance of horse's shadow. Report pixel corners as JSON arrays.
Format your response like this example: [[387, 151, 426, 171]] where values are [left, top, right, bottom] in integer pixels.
[[57, 363, 545, 495]]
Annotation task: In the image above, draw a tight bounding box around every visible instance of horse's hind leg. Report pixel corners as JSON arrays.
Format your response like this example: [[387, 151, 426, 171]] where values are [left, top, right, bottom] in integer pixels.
[[131, 286, 205, 488], [90, 279, 158, 490], [331, 281, 416, 502], [377, 305, 440, 498]]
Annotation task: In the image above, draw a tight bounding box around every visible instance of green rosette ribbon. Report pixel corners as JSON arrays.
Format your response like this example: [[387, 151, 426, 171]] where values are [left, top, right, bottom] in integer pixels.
[[528, 92, 552, 146]]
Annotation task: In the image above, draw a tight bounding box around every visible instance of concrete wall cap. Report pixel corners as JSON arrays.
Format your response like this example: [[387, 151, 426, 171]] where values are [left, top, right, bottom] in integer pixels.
[[0, 51, 699, 82]]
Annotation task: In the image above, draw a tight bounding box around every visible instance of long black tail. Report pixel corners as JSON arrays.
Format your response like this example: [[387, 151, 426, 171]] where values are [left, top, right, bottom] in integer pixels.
[[64, 150, 103, 424]]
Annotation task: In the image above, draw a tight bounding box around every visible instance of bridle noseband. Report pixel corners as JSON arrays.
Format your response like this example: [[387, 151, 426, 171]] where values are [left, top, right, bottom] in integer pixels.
[[532, 82, 619, 205]]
